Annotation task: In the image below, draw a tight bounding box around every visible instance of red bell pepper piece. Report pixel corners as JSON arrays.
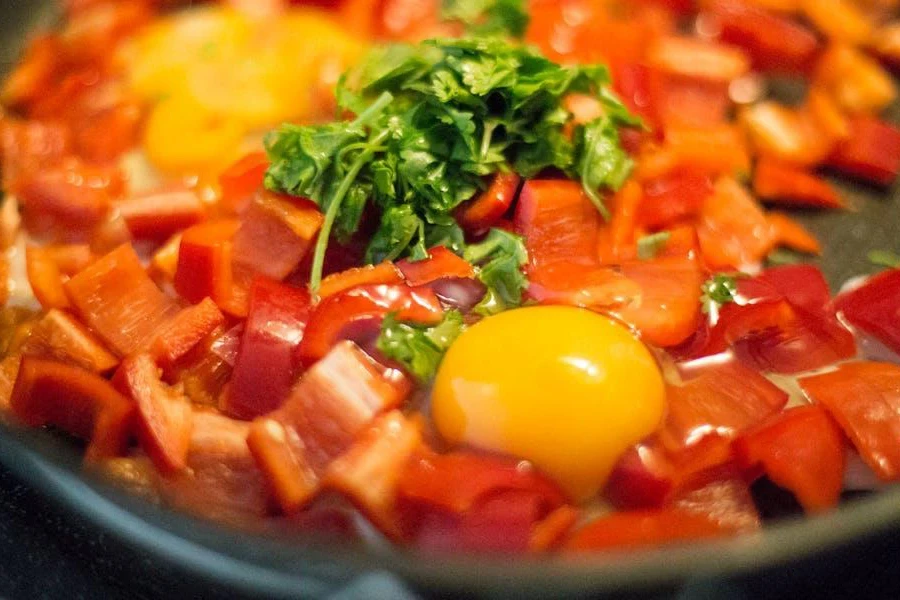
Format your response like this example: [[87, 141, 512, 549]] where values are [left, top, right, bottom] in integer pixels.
[[0, 355, 22, 413], [697, 176, 774, 269], [174, 220, 240, 305], [169, 327, 235, 407], [529, 505, 580, 552], [672, 462, 760, 532], [752, 159, 844, 209], [324, 410, 423, 538], [766, 213, 822, 256], [596, 180, 642, 264], [297, 284, 444, 366], [646, 70, 732, 130], [248, 341, 410, 512], [0, 35, 60, 109], [113, 353, 192, 474], [0, 118, 70, 188], [703, 0, 820, 73], [65, 243, 179, 356], [224, 277, 311, 420], [835, 268, 900, 355], [733, 405, 846, 513], [562, 509, 736, 552], [800, 362, 900, 482], [149, 297, 226, 373], [218, 151, 269, 214], [149, 233, 181, 283], [637, 126, 751, 181], [396, 247, 475, 286], [18, 309, 118, 373], [647, 35, 750, 83], [827, 117, 900, 186], [231, 190, 324, 281], [661, 361, 788, 453], [25, 245, 71, 310], [10, 357, 135, 461], [456, 173, 520, 234], [318, 261, 404, 299], [118, 187, 206, 241], [514, 180, 601, 270], [154, 411, 270, 526], [638, 171, 713, 230]]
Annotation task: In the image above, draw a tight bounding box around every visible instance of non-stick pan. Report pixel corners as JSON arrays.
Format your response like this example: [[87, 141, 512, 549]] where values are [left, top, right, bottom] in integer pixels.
[[2, 2, 900, 598]]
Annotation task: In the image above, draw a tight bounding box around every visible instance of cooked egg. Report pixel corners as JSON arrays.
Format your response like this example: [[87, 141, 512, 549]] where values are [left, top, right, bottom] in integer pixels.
[[432, 306, 666, 501]]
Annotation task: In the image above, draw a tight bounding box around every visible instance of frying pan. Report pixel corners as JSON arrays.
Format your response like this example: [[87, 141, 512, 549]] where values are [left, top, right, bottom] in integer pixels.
[[2, 2, 900, 598]]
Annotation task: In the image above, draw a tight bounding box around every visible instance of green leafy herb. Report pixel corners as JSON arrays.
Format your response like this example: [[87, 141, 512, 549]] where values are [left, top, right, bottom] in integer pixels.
[[265, 37, 636, 291], [636, 231, 671, 261], [868, 249, 900, 269], [701, 273, 739, 322], [442, 0, 529, 38], [463, 228, 528, 315], [377, 310, 465, 381]]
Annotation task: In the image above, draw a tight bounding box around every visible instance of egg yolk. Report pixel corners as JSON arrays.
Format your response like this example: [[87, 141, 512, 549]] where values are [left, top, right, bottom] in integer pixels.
[[431, 305, 666, 501]]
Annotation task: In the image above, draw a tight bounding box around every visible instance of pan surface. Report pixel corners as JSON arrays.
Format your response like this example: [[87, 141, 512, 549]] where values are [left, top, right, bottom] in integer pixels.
[[1, 2, 900, 597]]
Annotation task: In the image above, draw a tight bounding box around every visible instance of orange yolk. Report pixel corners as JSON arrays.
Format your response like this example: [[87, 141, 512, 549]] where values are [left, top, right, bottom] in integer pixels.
[[431, 305, 666, 501]]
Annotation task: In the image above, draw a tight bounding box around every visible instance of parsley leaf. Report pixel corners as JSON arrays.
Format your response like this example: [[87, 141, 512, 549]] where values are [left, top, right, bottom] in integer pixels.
[[265, 38, 635, 291], [868, 249, 900, 269], [377, 310, 465, 381], [463, 228, 528, 315], [636, 231, 671, 261], [701, 273, 739, 323], [442, 0, 529, 38]]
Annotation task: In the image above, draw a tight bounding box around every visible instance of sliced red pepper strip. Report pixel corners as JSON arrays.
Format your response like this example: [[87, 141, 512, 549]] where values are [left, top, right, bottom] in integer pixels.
[[174, 220, 240, 306], [10, 356, 135, 461], [835, 268, 900, 355], [224, 277, 311, 420], [766, 212, 822, 255], [733, 405, 846, 513], [396, 247, 475, 286], [219, 151, 269, 214], [297, 283, 444, 367], [800, 361, 900, 482], [324, 410, 423, 539], [25, 245, 70, 310], [149, 297, 226, 374], [248, 341, 410, 513], [19, 308, 118, 373], [232, 190, 324, 281], [118, 187, 206, 241], [457, 172, 520, 234], [753, 159, 844, 209], [113, 353, 192, 474], [65, 243, 179, 356], [528, 505, 580, 552], [318, 261, 404, 300]]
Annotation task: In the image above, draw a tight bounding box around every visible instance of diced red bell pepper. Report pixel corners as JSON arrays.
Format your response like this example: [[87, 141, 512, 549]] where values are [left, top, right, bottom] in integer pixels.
[[697, 176, 773, 269], [596, 180, 642, 264], [647, 36, 750, 83], [733, 405, 846, 513], [231, 190, 324, 281], [149, 233, 181, 282], [703, 0, 820, 73], [800, 362, 900, 482], [814, 44, 895, 116], [324, 410, 423, 538], [297, 284, 444, 366], [637, 125, 751, 181], [0, 118, 70, 188], [118, 187, 206, 241], [396, 247, 475, 286], [753, 159, 844, 209], [529, 505, 581, 552], [149, 298, 226, 373], [0, 35, 60, 109], [218, 151, 269, 214], [827, 117, 900, 186], [646, 70, 732, 130], [224, 277, 311, 420], [65, 243, 179, 356], [71, 97, 143, 164], [154, 411, 270, 526], [756, 264, 831, 317], [169, 329, 235, 407], [19, 309, 118, 373], [526, 262, 643, 312], [10, 356, 135, 461], [247, 341, 410, 512], [835, 268, 900, 355], [638, 170, 714, 230], [514, 180, 601, 270], [456, 173, 520, 234], [0, 355, 22, 413], [41, 244, 94, 275], [739, 102, 833, 167], [766, 213, 822, 256], [318, 262, 404, 299], [174, 220, 240, 306], [25, 246, 71, 310], [562, 509, 736, 552], [113, 353, 192, 474], [661, 361, 788, 453], [670, 462, 760, 532]]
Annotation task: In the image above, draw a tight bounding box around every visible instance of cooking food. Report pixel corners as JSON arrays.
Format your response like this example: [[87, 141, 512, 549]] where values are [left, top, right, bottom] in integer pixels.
[[1, 0, 900, 555]]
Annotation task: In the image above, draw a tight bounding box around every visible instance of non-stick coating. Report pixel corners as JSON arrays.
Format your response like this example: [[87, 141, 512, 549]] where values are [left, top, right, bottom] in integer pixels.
[[2, 2, 900, 598]]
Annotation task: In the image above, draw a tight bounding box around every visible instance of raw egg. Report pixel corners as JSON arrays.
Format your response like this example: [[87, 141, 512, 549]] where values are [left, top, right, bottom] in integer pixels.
[[431, 305, 666, 501]]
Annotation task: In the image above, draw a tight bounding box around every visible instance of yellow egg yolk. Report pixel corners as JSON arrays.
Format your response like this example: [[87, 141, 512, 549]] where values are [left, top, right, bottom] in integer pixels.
[[431, 305, 666, 502]]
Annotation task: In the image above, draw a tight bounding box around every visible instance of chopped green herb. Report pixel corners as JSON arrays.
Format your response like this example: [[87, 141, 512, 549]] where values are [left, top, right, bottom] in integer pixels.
[[636, 231, 671, 261], [701, 273, 739, 321], [377, 310, 465, 382], [442, 0, 529, 37], [265, 37, 636, 291], [868, 249, 900, 269], [463, 228, 528, 315]]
